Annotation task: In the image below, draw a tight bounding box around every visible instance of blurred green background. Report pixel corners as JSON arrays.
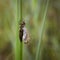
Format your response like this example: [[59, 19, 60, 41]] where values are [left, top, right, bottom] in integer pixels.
[[0, 0, 17, 60], [21, 0, 60, 60], [0, 0, 60, 60]]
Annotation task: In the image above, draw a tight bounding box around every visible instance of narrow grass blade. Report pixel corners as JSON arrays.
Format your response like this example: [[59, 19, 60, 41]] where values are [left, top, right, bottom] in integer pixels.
[[35, 0, 49, 60]]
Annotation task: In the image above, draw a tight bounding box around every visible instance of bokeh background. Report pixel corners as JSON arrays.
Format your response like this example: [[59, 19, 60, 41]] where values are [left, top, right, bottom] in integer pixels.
[[0, 0, 17, 60], [0, 0, 60, 60], [21, 0, 60, 60]]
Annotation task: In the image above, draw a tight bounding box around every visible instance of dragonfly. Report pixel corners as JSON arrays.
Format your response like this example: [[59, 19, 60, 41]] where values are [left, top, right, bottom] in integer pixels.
[[19, 21, 30, 44]]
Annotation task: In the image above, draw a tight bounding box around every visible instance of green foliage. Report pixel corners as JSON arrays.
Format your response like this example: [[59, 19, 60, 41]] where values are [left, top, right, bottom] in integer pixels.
[[0, 0, 60, 60]]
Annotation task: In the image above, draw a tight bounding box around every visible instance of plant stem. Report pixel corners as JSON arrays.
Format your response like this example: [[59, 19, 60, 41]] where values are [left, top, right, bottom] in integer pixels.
[[35, 0, 49, 60]]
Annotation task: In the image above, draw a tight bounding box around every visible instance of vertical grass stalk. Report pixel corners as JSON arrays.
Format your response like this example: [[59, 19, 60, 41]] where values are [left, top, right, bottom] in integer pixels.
[[15, 0, 23, 60], [20, 0, 23, 60], [35, 0, 49, 60]]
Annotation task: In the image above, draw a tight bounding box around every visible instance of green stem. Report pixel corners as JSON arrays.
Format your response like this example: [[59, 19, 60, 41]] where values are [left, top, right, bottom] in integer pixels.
[[15, 0, 23, 60], [35, 0, 49, 60], [20, 0, 23, 60]]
